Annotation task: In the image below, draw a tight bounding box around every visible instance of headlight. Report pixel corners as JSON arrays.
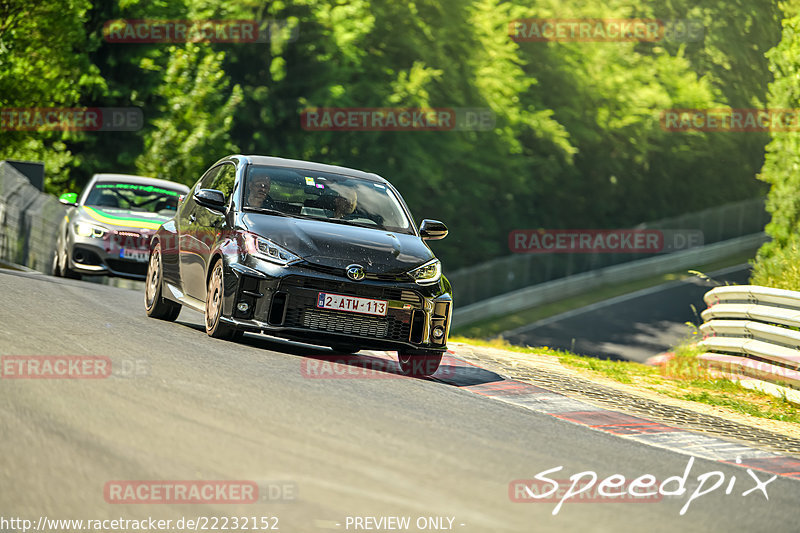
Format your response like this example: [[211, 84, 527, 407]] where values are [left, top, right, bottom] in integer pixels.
[[240, 231, 301, 266], [74, 222, 108, 238], [408, 259, 441, 285]]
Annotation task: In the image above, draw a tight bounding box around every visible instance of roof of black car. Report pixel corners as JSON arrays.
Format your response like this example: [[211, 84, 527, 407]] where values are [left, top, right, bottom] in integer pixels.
[[91, 173, 190, 192], [238, 155, 387, 183]]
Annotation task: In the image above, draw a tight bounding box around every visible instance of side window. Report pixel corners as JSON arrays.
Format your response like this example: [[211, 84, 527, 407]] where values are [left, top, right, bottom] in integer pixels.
[[199, 165, 223, 190], [209, 163, 236, 203]]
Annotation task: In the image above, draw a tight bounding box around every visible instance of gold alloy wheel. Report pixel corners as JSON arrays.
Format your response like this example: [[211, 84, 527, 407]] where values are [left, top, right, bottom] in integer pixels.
[[145, 244, 161, 310], [206, 262, 224, 332]]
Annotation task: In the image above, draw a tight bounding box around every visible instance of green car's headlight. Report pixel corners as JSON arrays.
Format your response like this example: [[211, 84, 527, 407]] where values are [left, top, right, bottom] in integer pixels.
[[74, 222, 108, 238], [408, 259, 441, 285]]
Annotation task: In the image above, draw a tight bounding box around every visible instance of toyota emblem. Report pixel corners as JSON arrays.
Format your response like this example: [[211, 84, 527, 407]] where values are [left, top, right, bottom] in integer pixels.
[[346, 264, 366, 281]]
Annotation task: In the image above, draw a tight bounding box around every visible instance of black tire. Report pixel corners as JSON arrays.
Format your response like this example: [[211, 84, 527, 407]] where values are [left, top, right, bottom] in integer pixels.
[[62, 266, 81, 279], [397, 350, 443, 377], [56, 242, 80, 279], [144, 242, 181, 321], [205, 259, 239, 340], [51, 249, 61, 277]]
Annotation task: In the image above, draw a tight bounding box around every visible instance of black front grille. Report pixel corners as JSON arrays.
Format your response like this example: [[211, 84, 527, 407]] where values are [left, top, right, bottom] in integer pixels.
[[106, 259, 148, 277], [279, 276, 415, 342], [284, 307, 410, 341], [288, 307, 410, 339], [281, 275, 421, 305]]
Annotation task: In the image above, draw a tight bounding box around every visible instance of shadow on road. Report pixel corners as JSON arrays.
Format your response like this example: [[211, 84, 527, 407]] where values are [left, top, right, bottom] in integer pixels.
[[175, 318, 505, 386]]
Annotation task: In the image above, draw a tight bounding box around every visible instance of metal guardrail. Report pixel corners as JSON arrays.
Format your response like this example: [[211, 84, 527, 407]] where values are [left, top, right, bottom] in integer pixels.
[[454, 233, 768, 327], [699, 285, 800, 389], [448, 197, 769, 306]]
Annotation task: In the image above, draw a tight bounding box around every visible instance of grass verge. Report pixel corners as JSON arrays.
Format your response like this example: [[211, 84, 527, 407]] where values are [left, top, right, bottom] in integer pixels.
[[751, 239, 800, 291], [451, 335, 800, 424]]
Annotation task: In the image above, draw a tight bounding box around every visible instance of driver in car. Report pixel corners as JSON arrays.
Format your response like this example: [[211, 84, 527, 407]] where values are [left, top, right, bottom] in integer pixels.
[[246, 174, 303, 215], [246, 174, 272, 207]]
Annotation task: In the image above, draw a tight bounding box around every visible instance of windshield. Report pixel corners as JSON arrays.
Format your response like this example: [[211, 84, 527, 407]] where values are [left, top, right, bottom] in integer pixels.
[[243, 165, 413, 234], [84, 182, 185, 214]]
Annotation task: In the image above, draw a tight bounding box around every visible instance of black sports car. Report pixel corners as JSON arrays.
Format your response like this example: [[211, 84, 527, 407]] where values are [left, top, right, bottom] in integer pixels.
[[144, 155, 452, 376]]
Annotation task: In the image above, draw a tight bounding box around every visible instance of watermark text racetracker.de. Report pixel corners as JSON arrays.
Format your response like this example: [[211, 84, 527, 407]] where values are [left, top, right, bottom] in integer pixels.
[[0, 356, 149, 379], [1, 108, 143, 132], [659, 355, 800, 382], [509, 18, 704, 43], [102, 19, 297, 44], [103, 480, 297, 504], [0, 516, 280, 532], [510, 456, 776, 515], [300, 107, 495, 131], [509, 229, 703, 254], [661, 108, 800, 132], [300, 355, 473, 379]]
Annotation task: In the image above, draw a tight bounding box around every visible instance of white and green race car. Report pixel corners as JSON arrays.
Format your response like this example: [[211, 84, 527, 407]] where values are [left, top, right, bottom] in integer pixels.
[[54, 174, 189, 280]]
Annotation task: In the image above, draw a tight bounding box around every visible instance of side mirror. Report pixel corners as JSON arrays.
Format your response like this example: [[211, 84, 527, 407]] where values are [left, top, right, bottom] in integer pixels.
[[419, 219, 448, 240], [194, 189, 226, 211], [59, 192, 78, 206]]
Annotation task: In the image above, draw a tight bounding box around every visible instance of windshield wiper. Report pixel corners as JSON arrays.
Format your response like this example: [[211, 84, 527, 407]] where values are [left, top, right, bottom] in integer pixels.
[[242, 206, 292, 217], [242, 206, 311, 219], [318, 217, 384, 230]]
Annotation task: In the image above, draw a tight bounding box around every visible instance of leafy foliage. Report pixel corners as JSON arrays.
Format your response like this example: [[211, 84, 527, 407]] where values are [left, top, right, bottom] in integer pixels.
[[0, 0, 787, 270], [135, 44, 242, 184], [0, 0, 103, 189], [752, 6, 800, 289]]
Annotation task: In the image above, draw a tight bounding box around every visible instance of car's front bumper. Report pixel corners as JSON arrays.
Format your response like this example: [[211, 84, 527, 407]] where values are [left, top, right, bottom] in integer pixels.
[[67, 234, 151, 280], [219, 260, 452, 351]]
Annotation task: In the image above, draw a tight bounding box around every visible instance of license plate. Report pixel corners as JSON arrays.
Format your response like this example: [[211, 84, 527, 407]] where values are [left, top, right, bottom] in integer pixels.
[[316, 292, 387, 316], [121, 248, 149, 262]]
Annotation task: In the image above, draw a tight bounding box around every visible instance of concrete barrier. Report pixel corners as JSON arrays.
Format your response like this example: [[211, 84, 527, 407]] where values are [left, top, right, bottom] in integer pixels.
[[0, 161, 65, 273]]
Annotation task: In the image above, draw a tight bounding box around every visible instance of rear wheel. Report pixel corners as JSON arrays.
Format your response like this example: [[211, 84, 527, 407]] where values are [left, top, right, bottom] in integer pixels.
[[205, 259, 240, 341], [397, 350, 443, 377], [144, 242, 181, 321]]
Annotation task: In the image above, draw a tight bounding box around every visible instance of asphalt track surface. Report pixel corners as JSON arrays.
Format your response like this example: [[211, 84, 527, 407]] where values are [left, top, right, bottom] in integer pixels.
[[1, 267, 798, 532], [503, 264, 752, 363]]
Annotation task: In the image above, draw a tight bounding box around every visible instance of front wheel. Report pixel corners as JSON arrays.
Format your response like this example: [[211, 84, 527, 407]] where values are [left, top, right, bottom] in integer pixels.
[[205, 259, 240, 341], [51, 248, 61, 277], [144, 242, 181, 321], [397, 350, 443, 377], [56, 242, 80, 279]]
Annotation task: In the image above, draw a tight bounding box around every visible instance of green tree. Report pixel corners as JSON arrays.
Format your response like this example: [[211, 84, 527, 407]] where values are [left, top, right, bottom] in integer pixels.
[[135, 44, 242, 184], [0, 0, 103, 191], [752, 4, 800, 288]]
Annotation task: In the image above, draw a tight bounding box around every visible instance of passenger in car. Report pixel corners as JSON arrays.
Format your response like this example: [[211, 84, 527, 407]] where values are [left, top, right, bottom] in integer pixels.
[[332, 187, 357, 218]]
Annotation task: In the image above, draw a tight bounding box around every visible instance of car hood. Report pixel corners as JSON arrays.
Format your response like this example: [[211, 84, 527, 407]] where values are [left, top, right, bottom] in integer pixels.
[[241, 213, 434, 274], [78, 206, 173, 231]]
